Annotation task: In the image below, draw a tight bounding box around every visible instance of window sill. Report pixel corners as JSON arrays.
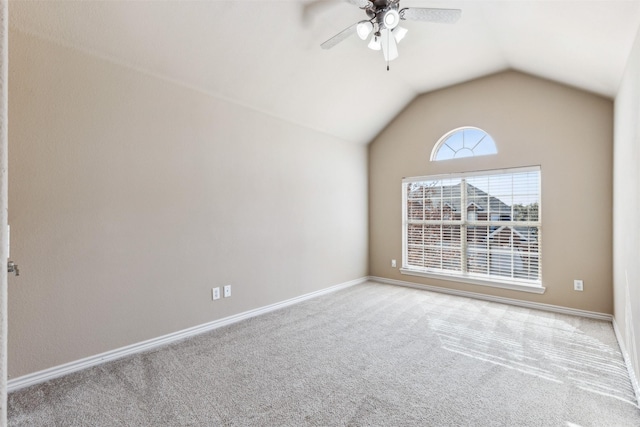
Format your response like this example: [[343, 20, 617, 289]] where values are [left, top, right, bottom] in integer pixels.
[[399, 268, 546, 294]]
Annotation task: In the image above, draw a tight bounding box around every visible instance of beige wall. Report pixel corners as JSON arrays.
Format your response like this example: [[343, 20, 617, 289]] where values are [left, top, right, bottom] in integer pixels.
[[1, 0, 7, 421], [369, 71, 613, 313], [614, 25, 640, 391], [7, 30, 368, 378]]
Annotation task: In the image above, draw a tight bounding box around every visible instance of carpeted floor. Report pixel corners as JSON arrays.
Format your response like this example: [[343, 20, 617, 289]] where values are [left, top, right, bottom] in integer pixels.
[[8, 281, 640, 426]]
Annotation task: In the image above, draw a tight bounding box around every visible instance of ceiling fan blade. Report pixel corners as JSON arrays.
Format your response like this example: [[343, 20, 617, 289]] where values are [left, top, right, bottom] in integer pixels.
[[400, 8, 462, 24], [345, 0, 372, 8], [321, 23, 358, 49], [380, 29, 398, 62]]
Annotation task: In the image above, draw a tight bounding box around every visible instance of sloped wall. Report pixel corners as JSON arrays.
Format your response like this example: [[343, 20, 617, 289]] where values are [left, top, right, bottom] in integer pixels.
[[369, 71, 613, 313], [8, 30, 368, 378], [614, 24, 640, 396]]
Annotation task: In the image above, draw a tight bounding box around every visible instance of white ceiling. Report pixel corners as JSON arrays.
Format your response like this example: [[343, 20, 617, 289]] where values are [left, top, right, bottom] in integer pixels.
[[10, 0, 640, 144]]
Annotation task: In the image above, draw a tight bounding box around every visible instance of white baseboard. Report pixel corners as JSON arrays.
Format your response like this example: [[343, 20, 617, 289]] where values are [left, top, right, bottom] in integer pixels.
[[8, 276, 368, 393], [9, 275, 628, 396], [612, 318, 640, 406], [369, 276, 613, 321]]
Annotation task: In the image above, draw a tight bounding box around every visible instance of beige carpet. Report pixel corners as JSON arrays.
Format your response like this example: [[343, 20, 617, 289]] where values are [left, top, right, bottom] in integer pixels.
[[8, 281, 640, 426]]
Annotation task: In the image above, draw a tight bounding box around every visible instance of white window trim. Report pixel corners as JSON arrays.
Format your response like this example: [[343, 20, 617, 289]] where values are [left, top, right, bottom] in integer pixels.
[[403, 165, 541, 183], [401, 166, 544, 294], [399, 268, 545, 294]]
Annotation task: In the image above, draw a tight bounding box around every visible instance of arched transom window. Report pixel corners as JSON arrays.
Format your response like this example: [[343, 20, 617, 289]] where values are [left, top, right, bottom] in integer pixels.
[[431, 127, 497, 161]]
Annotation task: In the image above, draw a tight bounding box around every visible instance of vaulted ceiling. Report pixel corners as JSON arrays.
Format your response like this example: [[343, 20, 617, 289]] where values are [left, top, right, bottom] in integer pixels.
[[10, 0, 640, 144]]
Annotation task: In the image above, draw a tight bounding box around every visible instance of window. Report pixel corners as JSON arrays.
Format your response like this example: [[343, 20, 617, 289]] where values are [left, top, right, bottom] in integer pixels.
[[431, 127, 497, 161], [402, 167, 543, 294]]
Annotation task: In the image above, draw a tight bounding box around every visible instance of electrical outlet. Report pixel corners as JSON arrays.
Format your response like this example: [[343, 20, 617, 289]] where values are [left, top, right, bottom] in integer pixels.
[[223, 285, 231, 298], [574, 280, 584, 291], [391, 259, 397, 268], [212, 287, 220, 300]]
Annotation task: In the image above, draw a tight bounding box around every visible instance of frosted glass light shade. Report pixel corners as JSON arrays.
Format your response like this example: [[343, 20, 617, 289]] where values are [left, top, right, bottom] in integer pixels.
[[393, 26, 408, 43], [356, 21, 373, 40], [383, 9, 400, 29], [368, 35, 381, 51]]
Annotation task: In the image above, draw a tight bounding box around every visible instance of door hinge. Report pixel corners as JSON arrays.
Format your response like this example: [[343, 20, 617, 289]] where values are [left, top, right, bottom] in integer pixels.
[[8, 260, 19, 276]]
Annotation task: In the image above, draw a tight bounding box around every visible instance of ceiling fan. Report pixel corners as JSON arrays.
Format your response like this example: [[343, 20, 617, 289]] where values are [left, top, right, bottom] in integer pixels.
[[321, 0, 461, 68]]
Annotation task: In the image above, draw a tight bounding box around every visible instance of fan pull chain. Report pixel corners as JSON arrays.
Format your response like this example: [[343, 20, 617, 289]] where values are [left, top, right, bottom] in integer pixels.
[[387, 31, 390, 71]]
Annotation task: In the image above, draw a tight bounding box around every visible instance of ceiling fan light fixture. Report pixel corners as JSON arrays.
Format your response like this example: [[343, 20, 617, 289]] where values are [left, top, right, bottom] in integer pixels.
[[383, 9, 400, 29], [356, 21, 373, 40], [368, 33, 381, 51], [393, 26, 408, 43]]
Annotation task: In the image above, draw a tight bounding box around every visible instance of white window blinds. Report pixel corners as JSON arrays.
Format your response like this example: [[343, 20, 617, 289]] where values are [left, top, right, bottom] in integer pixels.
[[402, 167, 541, 287]]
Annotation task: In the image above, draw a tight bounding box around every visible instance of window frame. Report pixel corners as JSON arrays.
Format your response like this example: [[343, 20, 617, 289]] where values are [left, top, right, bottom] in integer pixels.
[[430, 126, 498, 161], [401, 166, 545, 294]]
